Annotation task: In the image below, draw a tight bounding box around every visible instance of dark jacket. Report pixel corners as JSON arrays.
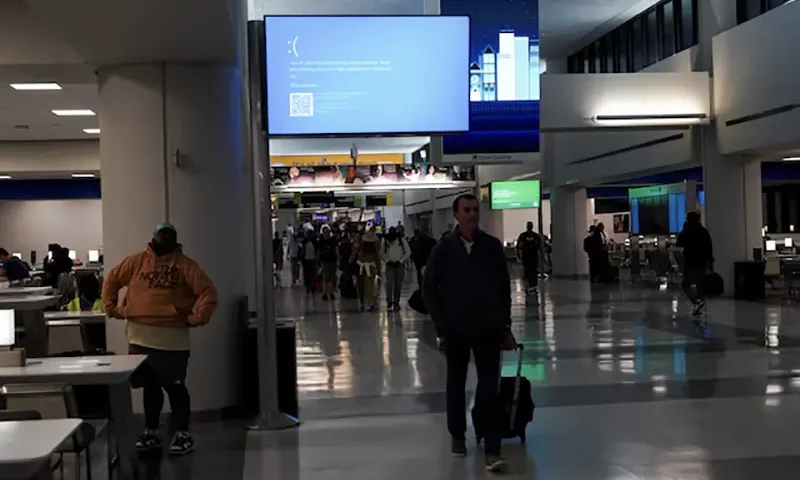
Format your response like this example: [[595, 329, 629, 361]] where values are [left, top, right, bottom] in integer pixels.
[[412, 235, 437, 268], [423, 229, 511, 337], [677, 222, 714, 270]]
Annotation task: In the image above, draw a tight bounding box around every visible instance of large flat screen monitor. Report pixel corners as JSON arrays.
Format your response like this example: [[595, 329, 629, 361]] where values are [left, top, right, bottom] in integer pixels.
[[263, 15, 470, 136], [490, 180, 540, 210], [440, 0, 540, 156]]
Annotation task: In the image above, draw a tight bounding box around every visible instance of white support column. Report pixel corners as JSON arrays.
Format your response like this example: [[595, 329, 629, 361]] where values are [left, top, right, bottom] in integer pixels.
[[551, 186, 589, 277], [99, 63, 249, 412], [701, 128, 762, 295]]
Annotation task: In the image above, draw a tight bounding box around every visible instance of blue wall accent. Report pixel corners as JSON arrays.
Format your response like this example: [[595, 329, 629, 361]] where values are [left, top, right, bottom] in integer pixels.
[[0, 179, 101, 200]]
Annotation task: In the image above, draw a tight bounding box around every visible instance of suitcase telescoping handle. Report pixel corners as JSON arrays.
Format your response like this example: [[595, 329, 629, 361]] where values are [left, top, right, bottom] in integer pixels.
[[497, 344, 525, 431]]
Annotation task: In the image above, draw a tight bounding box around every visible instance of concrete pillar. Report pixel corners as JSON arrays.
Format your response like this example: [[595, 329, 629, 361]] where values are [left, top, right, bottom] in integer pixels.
[[551, 186, 589, 277], [99, 63, 249, 412], [701, 127, 762, 295]]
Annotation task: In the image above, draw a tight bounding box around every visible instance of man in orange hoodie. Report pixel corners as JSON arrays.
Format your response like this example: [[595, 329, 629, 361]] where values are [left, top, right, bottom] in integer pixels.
[[102, 223, 217, 456]]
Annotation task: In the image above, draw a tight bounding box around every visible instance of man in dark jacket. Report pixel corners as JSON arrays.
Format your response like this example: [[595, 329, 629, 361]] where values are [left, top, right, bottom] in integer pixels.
[[676, 211, 714, 316], [411, 228, 437, 287], [423, 193, 515, 474]]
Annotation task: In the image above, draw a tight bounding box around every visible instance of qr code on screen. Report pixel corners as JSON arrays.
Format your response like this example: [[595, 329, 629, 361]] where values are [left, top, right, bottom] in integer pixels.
[[289, 92, 314, 117]]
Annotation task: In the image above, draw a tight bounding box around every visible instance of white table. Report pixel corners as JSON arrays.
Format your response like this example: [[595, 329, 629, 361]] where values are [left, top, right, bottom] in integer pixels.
[[44, 311, 106, 326], [0, 287, 53, 297], [0, 355, 146, 480], [0, 418, 81, 479]]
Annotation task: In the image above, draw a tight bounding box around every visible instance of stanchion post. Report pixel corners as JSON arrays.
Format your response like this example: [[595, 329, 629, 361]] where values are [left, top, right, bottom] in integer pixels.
[[245, 20, 299, 431]]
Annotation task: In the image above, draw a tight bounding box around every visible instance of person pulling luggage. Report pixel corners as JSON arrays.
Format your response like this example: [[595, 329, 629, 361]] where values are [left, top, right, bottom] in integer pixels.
[[423, 193, 516, 474]]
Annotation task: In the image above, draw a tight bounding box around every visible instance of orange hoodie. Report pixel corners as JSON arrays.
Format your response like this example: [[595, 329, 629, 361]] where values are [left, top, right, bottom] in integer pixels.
[[102, 246, 217, 327]]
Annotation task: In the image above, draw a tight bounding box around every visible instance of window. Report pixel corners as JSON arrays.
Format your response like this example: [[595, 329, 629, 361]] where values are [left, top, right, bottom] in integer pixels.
[[736, 0, 763, 24], [646, 8, 660, 66], [603, 35, 614, 73], [616, 26, 630, 73], [767, 0, 790, 9], [678, 0, 696, 50], [566, 0, 699, 74], [593, 41, 602, 73], [632, 17, 645, 71], [661, 1, 676, 58]]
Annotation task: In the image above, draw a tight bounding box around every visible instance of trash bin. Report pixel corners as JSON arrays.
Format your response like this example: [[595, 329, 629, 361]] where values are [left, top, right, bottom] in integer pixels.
[[241, 318, 298, 419], [734, 261, 765, 300], [276, 320, 298, 419]]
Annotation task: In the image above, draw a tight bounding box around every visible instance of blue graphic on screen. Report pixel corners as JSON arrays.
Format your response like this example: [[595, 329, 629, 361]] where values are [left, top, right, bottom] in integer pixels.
[[263, 16, 470, 136], [440, 0, 540, 155]]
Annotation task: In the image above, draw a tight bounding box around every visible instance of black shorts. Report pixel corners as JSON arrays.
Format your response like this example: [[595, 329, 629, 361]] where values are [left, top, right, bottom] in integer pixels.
[[129, 344, 190, 388]]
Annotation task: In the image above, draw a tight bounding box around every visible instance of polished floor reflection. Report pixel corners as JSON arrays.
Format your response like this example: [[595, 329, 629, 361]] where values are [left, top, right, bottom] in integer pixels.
[[244, 276, 800, 479]]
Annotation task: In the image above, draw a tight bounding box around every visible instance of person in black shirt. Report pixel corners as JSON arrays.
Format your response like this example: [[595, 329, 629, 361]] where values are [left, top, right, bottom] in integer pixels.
[[0, 249, 29, 283], [318, 227, 339, 301], [516, 221, 542, 292], [676, 212, 714, 317], [411, 228, 437, 287], [43, 243, 72, 287]]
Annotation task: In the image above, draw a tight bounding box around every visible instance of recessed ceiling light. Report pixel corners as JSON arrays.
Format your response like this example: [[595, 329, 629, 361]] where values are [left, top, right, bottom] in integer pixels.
[[10, 83, 61, 91], [71, 173, 95, 178], [83, 128, 100, 134], [784, 157, 800, 162], [0, 175, 11, 180], [52, 109, 95, 117]]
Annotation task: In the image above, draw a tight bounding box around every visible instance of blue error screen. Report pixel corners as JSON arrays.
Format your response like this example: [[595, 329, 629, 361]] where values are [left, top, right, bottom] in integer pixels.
[[264, 15, 470, 136]]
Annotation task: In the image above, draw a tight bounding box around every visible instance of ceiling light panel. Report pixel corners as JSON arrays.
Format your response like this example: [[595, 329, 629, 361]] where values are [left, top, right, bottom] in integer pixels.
[[83, 128, 100, 134], [71, 173, 95, 178], [10, 83, 62, 91], [52, 109, 95, 116]]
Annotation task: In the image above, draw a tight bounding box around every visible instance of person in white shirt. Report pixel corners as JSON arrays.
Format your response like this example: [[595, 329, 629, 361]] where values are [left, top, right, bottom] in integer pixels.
[[381, 226, 411, 311]]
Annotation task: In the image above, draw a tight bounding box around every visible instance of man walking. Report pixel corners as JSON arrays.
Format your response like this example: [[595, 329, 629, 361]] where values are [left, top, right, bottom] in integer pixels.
[[423, 194, 516, 474], [102, 223, 217, 455], [516, 221, 541, 292], [677, 211, 714, 317], [381, 226, 411, 311], [411, 228, 437, 287]]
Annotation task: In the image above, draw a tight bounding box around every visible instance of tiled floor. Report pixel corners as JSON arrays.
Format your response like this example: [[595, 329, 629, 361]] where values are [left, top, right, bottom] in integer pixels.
[[241, 275, 800, 479]]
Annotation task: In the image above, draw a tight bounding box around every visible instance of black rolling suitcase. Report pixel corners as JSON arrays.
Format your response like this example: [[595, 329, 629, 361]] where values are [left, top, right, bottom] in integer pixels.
[[472, 344, 534, 444]]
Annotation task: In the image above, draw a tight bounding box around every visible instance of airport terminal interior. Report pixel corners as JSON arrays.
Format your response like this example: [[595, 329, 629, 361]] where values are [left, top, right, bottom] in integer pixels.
[[2, 0, 800, 478]]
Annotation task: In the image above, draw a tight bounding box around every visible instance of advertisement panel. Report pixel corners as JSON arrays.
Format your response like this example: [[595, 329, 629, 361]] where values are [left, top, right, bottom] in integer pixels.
[[440, 0, 540, 156]]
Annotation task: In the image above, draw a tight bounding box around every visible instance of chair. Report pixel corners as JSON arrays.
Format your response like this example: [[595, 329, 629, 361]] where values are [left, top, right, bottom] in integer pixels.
[[1, 383, 97, 480]]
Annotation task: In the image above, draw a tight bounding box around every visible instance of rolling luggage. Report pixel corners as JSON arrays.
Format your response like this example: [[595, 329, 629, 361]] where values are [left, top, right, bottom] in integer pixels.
[[472, 344, 534, 444]]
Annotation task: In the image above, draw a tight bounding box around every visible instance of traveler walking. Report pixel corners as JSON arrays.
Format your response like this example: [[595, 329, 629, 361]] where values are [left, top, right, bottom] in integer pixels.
[[381, 226, 411, 311], [516, 221, 541, 292], [318, 226, 339, 301], [676, 211, 714, 317], [423, 193, 516, 474], [352, 230, 381, 311], [411, 228, 437, 287], [102, 223, 217, 455]]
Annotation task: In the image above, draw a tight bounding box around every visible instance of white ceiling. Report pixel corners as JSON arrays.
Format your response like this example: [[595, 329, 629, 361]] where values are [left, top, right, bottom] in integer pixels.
[[0, 83, 99, 141], [0, 0, 663, 145]]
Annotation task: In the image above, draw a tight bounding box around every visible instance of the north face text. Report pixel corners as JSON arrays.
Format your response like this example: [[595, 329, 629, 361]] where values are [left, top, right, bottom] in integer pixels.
[[139, 265, 181, 289]]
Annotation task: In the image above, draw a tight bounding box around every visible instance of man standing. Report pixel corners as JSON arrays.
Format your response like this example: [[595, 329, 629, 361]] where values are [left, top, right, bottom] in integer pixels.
[[423, 194, 515, 474], [516, 221, 541, 293], [102, 223, 217, 455], [677, 212, 714, 317]]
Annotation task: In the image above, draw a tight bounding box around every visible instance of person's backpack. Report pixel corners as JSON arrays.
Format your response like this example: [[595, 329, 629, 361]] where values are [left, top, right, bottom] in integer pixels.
[[583, 236, 591, 254]]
